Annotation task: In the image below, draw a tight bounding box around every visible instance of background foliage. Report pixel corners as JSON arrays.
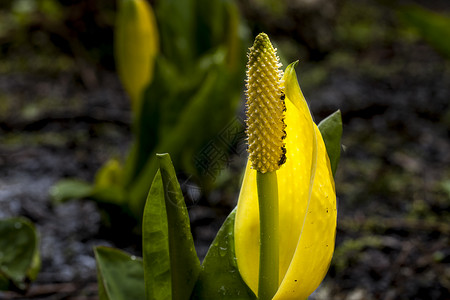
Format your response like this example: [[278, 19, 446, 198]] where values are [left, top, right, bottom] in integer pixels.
[[0, 0, 449, 299]]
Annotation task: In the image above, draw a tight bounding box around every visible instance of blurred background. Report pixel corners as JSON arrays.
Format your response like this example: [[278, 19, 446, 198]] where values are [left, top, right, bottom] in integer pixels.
[[0, 0, 449, 299]]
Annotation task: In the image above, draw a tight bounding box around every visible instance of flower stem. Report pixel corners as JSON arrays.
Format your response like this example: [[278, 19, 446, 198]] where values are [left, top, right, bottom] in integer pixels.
[[257, 171, 279, 300]]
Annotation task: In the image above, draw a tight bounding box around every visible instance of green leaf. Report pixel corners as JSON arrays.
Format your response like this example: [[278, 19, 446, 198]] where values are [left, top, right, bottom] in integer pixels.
[[50, 179, 93, 203], [142, 153, 200, 300], [123, 57, 178, 187], [318, 110, 343, 177], [128, 64, 241, 217], [91, 186, 127, 206], [398, 5, 450, 59], [94, 246, 145, 300], [155, 0, 195, 69], [94, 158, 124, 189], [51, 177, 126, 207], [0, 217, 40, 292], [191, 209, 256, 300], [223, 2, 248, 71], [142, 169, 171, 300], [194, 0, 228, 56]]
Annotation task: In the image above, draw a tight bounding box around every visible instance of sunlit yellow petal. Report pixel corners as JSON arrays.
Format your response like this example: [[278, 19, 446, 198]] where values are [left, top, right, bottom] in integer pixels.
[[274, 124, 336, 299], [235, 63, 336, 299]]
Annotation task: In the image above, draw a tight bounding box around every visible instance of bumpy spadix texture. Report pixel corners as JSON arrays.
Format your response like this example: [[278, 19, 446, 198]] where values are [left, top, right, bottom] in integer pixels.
[[245, 33, 286, 173], [235, 62, 337, 299]]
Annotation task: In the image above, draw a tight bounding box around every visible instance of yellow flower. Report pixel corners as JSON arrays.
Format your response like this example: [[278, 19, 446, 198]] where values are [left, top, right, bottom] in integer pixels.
[[115, 0, 159, 112], [235, 61, 337, 299]]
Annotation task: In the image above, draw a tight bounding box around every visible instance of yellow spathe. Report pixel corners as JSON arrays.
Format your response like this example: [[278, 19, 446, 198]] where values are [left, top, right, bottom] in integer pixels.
[[235, 63, 337, 299], [115, 0, 159, 112]]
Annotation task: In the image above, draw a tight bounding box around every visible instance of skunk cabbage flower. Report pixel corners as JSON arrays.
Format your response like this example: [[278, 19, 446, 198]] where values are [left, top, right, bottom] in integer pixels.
[[115, 0, 159, 111], [235, 33, 337, 299]]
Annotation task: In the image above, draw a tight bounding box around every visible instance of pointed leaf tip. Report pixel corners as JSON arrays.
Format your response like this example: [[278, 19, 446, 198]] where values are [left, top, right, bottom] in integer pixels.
[[318, 110, 343, 177], [143, 153, 200, 300]]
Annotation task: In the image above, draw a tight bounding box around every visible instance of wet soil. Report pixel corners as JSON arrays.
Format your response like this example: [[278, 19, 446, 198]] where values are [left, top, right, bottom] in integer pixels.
[[0, 70, 132, 299], [309, 42, 450, 300]]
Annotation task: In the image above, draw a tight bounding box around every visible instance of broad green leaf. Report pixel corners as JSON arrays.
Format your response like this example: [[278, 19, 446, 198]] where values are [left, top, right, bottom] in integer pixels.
[[94, 246, 145, 300], [123, 56, 206, 198], [142, 153, 200, 300], [155, 153, 200, 299], [223, 1, 247, 71], [155, 0, 195, 70], [123, 57, 178, 187], [0, 218, 40, 292], [191, 209, 256, 300], [128, 65, 232, 216], [318, 110, 343, 177], [194, 0, 227, 56], [50, 179, 93, 203], [142, 169, 171, 300]]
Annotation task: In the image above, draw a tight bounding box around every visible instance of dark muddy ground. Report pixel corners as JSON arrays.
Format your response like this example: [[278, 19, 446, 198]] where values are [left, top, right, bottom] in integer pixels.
[[1, 0, 450, 299]]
